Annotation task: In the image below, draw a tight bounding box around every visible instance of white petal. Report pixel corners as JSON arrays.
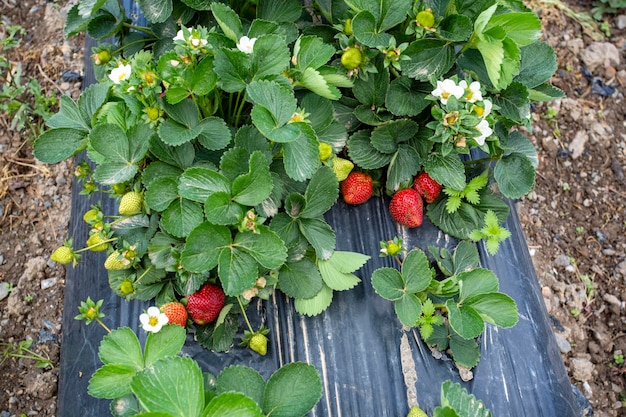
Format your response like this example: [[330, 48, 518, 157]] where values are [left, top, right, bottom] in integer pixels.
[[147, 306, 161, 316], [139, 313, 150, 327]]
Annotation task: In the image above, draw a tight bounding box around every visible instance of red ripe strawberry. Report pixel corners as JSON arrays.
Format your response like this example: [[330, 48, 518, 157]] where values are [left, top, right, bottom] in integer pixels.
[[389, 188, 424, 228], [413, 172, 442, 203], [186, 283, 225, 325], [160, 302, 188, 327], [341, 172, 373, 205]]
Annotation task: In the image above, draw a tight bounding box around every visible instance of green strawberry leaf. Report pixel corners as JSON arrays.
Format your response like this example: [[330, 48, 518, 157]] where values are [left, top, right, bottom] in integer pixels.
[[234, 225, 288, 269], [180, 222, 231, 273], [218, 247, 259, 296], [371, 268, 404, 301], [370, 119, 418, 154], [135, 0, 172, 23], [465, 292, 518, 328], [262, 362, 323, 417], [88, 364, 137, 399], [178, 167, 231, 203], [300, 166, 339, 219], [204, 392, 264, 417], [294, 36, 336, 70], [214, 48, 250, 93], [160, 198, 204, 239], [192, 56, 218, 96], [401, 249, 434, 293], [98, 327, 143, 369], [251, 34, 291, 79], [446, 299, 484, 340], [257, 0, 303, 22], [232, 151, 273, 206], [353, 64, 389, 107], [145, 177, 179, 211], [204, 191, 246, 225], [514, 41, 558, 88], [493, 82, 530, 124], [401, 39, 455, 81], [197, 117, 232, 151], [527, 83, 565, 101], [395, 293, 422, 327], [148, 136, 195, 170], [438, 14, 473, 42], [210, 3, 242, 42], [143, 325, 186, 368], [216, 365, 266, 406], [351, 10, 392, 47], [247, 80, 297, 127], [317, 251, 367, 291], [422, 153, 466, 191], [131, 356, 204, 417], [346, 130, 393, 169], [386, 144, 421, 193], [282, 124, 321, 181], [440, 381, 492, 417], [494, 153, 535, 198], [278, 258, 323, 299], [346, 0, 412, 32], [448, 334, 481, 369], [385, 77, 430, 117], [294, 283, 334, 316], [457, 268, 499, 301], [33, 128, 88, 163], [298, 217, 336, 260], [326, 251, 370, 274]]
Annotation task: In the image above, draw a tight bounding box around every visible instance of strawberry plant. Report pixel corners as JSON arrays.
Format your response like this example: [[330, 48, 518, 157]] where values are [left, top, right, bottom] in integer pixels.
[[34, 0, 560, 412], [374, 239, 518, 369]]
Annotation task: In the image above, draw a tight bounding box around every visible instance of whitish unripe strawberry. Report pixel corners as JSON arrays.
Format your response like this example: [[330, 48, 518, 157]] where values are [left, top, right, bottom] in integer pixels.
[[249, 333, 268, 356], [407, 405, 428, 417], [119, 191, 143, 216], [51, 246, 74, 265], [104, 251, 130, 270], [86, 233, 109, 252], [331, 157, 354, 181]]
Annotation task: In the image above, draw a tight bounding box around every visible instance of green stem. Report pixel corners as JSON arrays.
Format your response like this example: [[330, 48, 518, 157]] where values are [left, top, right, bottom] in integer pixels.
[[394, 255, 403, 268], [233, 90, 247, 128], [111, 38, 158, 55], [134, 265, 154, 285], [96, 318, 111, 333], [74, 238, 118, 254], [122, 22, 155, 36], [237, 296, 255, 333]]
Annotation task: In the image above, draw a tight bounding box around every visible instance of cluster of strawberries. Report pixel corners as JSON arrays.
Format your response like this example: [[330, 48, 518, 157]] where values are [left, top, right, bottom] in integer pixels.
[[340, 171, 442, 228]]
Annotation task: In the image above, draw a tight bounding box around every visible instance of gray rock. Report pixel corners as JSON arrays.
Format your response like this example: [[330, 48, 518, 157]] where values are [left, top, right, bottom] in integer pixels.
[[554, 254, 571, 268], [617, 260, 626, 278], [570, 357, 595, 382], [579, 42, 621, 73], [40, 277, 58, 290], [616, 15, 626, 30], [0, 282, 10, 301], [554, 333, 572, 354], [569, 131, 588, 159]]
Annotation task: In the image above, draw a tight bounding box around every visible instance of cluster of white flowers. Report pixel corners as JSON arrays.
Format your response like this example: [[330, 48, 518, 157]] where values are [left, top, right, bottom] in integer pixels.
[[431, 78, 493, 146], [140, 306, 168, 333]]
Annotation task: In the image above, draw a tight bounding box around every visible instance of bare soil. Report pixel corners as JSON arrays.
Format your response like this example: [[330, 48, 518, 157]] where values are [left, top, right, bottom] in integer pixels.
[[0, 0, 624, 416]]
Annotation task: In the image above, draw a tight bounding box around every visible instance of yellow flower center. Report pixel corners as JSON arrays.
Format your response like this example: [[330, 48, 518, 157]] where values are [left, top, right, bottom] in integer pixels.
[[149, 316, 159, 326], [443, 112, 459, 126]]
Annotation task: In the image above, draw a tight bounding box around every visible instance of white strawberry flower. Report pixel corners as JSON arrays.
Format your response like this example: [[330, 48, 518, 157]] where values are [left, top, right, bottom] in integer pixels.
[[173, 29, 185, 42], [474, 119, 493, 145], [108, 62, 132, 84], [140, 306, 169, 333], [432, 79, 465, 105], [189, 33, 207, 48], [459, 80, 483, 103], [472, 98, 493, 118], [237, 36, 257, 54]]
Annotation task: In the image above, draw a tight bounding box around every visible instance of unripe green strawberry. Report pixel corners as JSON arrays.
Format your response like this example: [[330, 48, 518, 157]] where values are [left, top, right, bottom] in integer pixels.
[[331, 157, 354, 181], [83, 208, 99, 224], [160, 302, 188, 327], [111, 183, 127, 196], [407, 406, 428, 417], [86, 233, 109, 252], [119, 191, 143, 216], [318, 142, 333, 161], [119, 279, 134, 296], [416, 10, 435, 29], [341, 172, 373, 205], [51, 246, 74, 265], [145, 107, 161, 122], [249, 333, 268, 356], [93, 50, 112, 65], [104, 251, 130, 270], [344, 18, 353, 35], [341, 46, 364, 70]]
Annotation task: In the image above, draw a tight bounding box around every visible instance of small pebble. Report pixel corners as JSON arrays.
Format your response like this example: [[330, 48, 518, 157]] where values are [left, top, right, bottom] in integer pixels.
[[40, 277, 58, 290], [0, 282, 10, 301], [555, 254, 571, 267], [554, 333, 572, 354]]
